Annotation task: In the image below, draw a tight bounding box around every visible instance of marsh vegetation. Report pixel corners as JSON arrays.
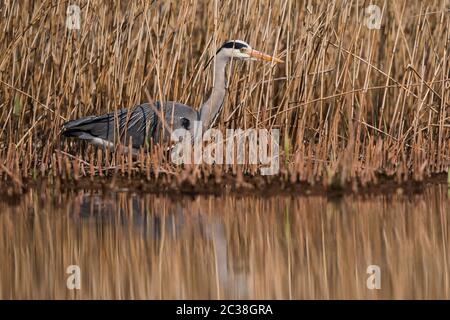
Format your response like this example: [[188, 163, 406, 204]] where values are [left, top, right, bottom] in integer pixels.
[[0, 0, 448, 191]]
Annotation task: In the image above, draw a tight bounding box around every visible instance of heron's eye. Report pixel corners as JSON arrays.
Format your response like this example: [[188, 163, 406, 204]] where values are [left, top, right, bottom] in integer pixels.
[[239, 48, 245, 52]]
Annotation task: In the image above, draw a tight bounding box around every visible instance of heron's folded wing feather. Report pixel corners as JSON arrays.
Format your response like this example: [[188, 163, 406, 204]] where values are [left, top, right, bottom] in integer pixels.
[[62, 104, 158, 148]]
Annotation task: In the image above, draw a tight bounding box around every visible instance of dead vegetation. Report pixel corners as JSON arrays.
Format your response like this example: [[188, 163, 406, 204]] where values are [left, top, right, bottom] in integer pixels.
[[0, 0, 449, 192]]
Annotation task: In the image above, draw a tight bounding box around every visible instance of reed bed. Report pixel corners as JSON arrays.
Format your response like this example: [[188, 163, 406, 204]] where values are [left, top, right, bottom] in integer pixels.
[[0, 0, 449, 191]]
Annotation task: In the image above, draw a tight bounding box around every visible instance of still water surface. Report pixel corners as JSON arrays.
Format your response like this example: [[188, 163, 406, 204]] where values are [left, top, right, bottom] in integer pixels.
[[0, 184, 449, 299]]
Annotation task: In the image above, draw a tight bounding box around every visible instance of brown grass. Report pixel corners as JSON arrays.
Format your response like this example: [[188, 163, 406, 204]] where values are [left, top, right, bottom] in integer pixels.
[[0, 0, 449, 190]]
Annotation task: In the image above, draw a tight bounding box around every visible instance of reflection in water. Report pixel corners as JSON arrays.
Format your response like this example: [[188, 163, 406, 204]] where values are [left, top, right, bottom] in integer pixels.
[[0, 185, 449, 299]]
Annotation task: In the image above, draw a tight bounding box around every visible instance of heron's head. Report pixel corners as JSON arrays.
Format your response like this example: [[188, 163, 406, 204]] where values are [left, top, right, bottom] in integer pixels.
[[216, 40, 283, 63]]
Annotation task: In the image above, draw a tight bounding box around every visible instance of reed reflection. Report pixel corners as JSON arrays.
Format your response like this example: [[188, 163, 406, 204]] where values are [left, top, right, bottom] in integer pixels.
[[0, 185, 449, 299]]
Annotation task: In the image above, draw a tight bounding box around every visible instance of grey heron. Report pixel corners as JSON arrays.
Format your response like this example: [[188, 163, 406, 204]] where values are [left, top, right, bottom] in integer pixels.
[[62, 40, 283, 153]]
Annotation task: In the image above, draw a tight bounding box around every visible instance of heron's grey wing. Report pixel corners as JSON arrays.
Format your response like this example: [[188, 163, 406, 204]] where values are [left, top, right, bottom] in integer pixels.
[[62, 103, 159, 149], [159, 102, 199, 133]]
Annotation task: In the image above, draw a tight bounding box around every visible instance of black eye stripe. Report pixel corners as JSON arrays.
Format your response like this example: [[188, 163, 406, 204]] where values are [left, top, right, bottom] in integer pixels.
[[220, 41, 248, 50]]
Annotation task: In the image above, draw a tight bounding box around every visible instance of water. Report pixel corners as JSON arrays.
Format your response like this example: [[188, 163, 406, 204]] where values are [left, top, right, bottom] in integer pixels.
[[0, 184, 449, 299]]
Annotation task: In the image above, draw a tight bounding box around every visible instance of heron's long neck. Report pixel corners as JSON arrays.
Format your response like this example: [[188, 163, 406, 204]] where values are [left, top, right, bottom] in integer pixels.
[[199, 55, 228, 130]]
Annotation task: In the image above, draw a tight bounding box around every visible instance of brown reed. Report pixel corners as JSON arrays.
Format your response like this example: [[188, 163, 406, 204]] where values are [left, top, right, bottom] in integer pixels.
[[0, 0, 449, 191]]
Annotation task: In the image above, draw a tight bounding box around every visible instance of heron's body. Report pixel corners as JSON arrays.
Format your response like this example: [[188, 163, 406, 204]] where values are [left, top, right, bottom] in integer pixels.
[[63, 102, 198, 151], [62, 40, 282, 153]]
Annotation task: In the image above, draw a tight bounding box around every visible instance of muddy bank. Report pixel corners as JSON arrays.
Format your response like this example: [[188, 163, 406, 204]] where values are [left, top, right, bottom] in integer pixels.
[[1, 172, 448, 202]]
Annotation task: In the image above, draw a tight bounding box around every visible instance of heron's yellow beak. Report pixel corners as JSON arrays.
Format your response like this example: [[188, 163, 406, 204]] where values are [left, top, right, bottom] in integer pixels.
[[248, 49, 283, 63]]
